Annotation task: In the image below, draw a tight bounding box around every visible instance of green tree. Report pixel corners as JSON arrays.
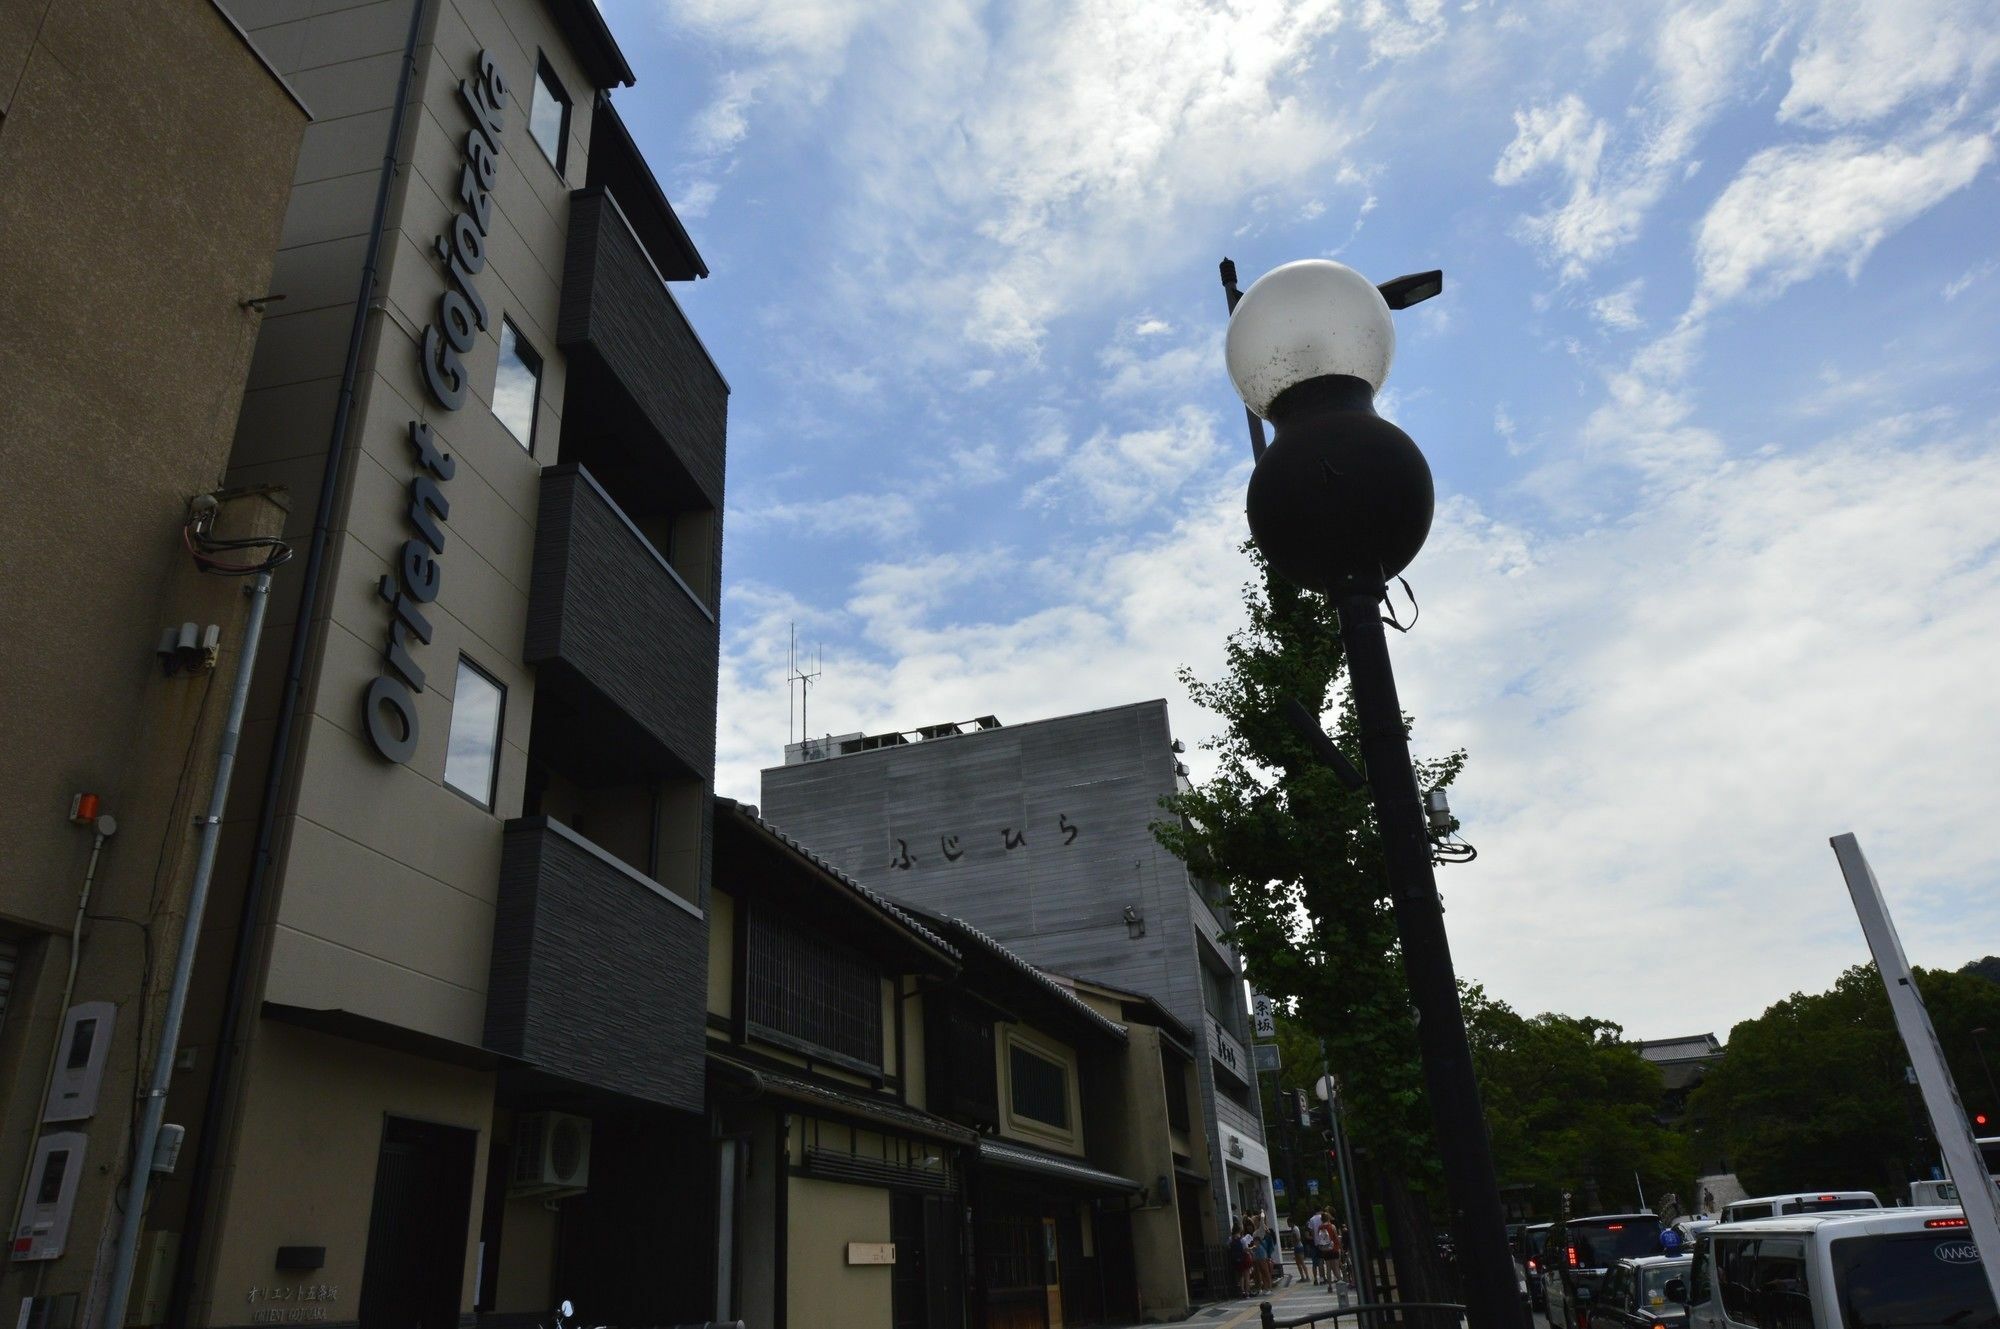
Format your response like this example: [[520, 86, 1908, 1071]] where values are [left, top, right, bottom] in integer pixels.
[[1463, 986, 1692, 1217], [1685, 962, 2000, 1198], [1156, 546, 1465, 1298]]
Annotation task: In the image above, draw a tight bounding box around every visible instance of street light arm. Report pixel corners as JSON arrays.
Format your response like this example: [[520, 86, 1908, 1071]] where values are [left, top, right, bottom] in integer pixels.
[[1377, 269, 1444, 310], [1278, 696, 1367, 791]]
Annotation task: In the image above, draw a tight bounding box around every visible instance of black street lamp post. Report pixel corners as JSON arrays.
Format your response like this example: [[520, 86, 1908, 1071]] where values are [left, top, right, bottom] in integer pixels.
[[1222, 257, 1521, 1327], [1972, 1028, 1999, 1118]]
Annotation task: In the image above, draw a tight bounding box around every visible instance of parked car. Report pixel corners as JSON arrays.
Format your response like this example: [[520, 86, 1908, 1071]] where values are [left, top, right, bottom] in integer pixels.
[[1543, 1213, 1664, 1329], [1585, 1255, 1694, 1329], [1685, 1207, 1996, 1329], [1518, 1222, 1554, 1310], [1717, 1191, 1877, 1223]]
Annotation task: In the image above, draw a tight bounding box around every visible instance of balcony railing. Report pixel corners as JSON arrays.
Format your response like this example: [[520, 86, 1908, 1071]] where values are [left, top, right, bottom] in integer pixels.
[[524, 464, 718, 778], [485, 816, 705, 1110], [557, 186, 726, 513]]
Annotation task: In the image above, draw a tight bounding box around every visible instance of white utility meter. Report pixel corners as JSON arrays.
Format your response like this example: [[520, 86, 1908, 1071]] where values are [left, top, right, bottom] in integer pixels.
[[12, 1132, 87, 1260]]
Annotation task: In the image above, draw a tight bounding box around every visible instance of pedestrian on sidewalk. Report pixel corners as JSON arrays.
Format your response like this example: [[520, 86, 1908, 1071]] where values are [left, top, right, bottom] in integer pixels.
[[1290, 1218, 1310, 1285], [1313, 1207, 1336, 1284], [1260, 1214, 1287, 1287], [1232, 1219, 1254, 1298]]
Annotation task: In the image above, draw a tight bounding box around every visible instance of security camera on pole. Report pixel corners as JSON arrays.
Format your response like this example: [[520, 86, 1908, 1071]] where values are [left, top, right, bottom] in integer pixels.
[[1223, 257, 1520, 1327]]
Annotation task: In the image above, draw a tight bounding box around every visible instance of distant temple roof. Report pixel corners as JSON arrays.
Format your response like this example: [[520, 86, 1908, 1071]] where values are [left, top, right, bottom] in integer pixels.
[[1635, 1033, 1724, 1063]]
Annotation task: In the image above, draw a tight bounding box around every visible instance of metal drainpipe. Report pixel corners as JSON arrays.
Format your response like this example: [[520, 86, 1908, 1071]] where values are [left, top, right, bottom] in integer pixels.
[[163, 2, 429, 1322], [100, 570, 273, 1329]]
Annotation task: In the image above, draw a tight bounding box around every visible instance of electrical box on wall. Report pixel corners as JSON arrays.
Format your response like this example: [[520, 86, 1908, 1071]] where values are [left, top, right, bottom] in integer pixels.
[[42, 1001, 114, 1122], [12, 1132, 87, 1260]]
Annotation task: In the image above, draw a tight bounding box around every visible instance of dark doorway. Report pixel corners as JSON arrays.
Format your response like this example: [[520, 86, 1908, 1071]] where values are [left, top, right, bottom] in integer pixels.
[[358, 1116, 478, 1329], [893, 1193, 967, 1329]]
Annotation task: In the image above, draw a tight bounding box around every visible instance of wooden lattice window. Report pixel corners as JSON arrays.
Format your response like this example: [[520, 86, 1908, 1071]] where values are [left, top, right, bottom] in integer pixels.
[[746, 909, 882, 1069]]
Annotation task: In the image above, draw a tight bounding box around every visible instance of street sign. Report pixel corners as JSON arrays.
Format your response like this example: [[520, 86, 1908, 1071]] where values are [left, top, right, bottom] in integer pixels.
[[1253, 993, 1276, 1038], [1253, 1042, 1282, 1072], [1833, 833, 2000, 1309], [1308, 1179, 1320, 1195], [1274, 1177, 1288, 1196]]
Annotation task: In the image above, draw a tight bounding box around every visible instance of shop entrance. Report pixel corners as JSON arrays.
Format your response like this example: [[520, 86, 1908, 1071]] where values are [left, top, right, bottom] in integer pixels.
[[891, 1192, 965, 1329], [358, 1116, 477, 1329]]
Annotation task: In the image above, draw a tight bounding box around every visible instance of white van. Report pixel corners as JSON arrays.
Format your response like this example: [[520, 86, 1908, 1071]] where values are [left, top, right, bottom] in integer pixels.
[[1717, 1192, 1878, 1223], [1684, 1208, 1993, 1329]]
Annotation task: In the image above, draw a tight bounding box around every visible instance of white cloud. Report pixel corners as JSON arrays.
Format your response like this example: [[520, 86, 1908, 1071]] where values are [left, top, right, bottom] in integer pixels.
[[713, 469, 1258, 799], [728, 490, 921, 539], [1395, 414, 2000, 1033], [1944, 258, 1997, 301], [1692, 132, 1995, 313], [1591, 278, 1646, 331], [1023, 406, 1224, 524], [1493, 0, 1766, 278], [1780, 0, 2000, 128]]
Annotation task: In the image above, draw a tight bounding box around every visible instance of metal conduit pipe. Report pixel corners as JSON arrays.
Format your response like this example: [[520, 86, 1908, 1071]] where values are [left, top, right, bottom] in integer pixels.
[[163, 2, 430, 1321]]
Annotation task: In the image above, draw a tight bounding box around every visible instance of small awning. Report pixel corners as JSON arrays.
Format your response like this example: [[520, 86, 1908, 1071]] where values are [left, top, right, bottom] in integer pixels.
[[976, 1139, 1141, 1194], [709, 1055, 977, 1146]]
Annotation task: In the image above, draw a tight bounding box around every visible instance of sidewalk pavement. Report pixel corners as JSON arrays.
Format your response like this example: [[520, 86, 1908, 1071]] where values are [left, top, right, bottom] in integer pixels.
[[1103, 1276, 1357, 1329]]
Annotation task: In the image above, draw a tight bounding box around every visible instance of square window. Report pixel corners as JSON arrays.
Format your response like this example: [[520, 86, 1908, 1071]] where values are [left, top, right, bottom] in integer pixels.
[[443, 658, 505, 809], [529, 57, 571, 176], [494, 319, 542, 451]]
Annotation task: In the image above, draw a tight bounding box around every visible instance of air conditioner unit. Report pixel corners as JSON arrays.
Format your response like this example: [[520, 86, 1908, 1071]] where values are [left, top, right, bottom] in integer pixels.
[[511, 1112, 591, 1198]]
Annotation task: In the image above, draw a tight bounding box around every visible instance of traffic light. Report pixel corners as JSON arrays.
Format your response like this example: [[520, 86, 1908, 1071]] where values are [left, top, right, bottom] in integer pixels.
[[1976, 1111, 1990, 1130]]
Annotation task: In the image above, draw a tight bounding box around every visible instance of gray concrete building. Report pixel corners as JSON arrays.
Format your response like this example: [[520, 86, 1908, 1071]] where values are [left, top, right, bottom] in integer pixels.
[[760, 700, 1276, 1252]]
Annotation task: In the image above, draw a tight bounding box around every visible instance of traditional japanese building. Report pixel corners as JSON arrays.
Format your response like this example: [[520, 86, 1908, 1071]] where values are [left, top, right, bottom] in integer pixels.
[[761, 701, 1277, 1258], [711, 800, 1214, 1327]]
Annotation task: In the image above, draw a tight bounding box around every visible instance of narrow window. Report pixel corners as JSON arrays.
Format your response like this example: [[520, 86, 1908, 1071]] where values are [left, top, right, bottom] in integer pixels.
[[443, 657, 505, 808], [494, 319, 542, 451], [529, 56, 571, 175]]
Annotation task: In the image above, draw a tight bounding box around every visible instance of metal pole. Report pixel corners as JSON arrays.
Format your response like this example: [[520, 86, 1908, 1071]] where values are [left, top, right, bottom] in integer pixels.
[[100, 572, 273, 1329], [1332, 577, 1520, 1329], [1971, 1030, 1999, 1116], [1322, 1047, 1374, 1304], [1219, 259, 1269, 462]]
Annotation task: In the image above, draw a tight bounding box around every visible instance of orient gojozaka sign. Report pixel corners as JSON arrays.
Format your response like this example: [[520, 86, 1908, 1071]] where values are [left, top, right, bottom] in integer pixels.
[[364, 50, 508, 763]]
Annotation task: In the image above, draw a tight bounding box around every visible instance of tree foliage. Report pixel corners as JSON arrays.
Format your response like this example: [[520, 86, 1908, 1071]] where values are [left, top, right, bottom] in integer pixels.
[[1463, 986, 1691, 1217], [1685, 962, 2000, 1198], [1155, 547, 1462, 1184]]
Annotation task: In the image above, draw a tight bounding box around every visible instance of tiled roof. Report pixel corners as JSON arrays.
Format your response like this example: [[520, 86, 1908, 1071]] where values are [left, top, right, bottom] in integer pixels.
[[977, 1138, 1141, 1193], [717, 798, 959, 962], [1636, 1034, 1723, 1062], [915, 910, 1128, 1044]]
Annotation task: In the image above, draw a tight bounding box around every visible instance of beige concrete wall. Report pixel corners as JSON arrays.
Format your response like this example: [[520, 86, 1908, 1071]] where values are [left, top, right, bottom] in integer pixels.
[[786, 1176, 892, 1329], [707, 889, 735, 1019], [194, 1021, 494, 1326], [0, 0, 305, 1315], [207, 0, 600, 1048]]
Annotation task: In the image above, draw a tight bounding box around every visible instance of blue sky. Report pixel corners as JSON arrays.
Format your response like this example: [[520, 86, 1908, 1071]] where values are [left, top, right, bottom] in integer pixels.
[[602, 0, 2000, 1038]]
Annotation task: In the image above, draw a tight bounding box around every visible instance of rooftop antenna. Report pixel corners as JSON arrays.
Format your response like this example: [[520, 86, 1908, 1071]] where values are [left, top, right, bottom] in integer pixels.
[[786, 623, 822, 745]]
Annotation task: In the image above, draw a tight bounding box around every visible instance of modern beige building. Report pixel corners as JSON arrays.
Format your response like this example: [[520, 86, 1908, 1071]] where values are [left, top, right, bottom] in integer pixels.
[[65, 1, 728, 1326], [0, 3, 307, 1326]]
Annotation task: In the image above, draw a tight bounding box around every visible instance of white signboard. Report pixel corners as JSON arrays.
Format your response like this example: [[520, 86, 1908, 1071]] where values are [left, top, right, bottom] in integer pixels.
[[1252, 992, 1276, 1039], [1832, 833, 2000, 1308]]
